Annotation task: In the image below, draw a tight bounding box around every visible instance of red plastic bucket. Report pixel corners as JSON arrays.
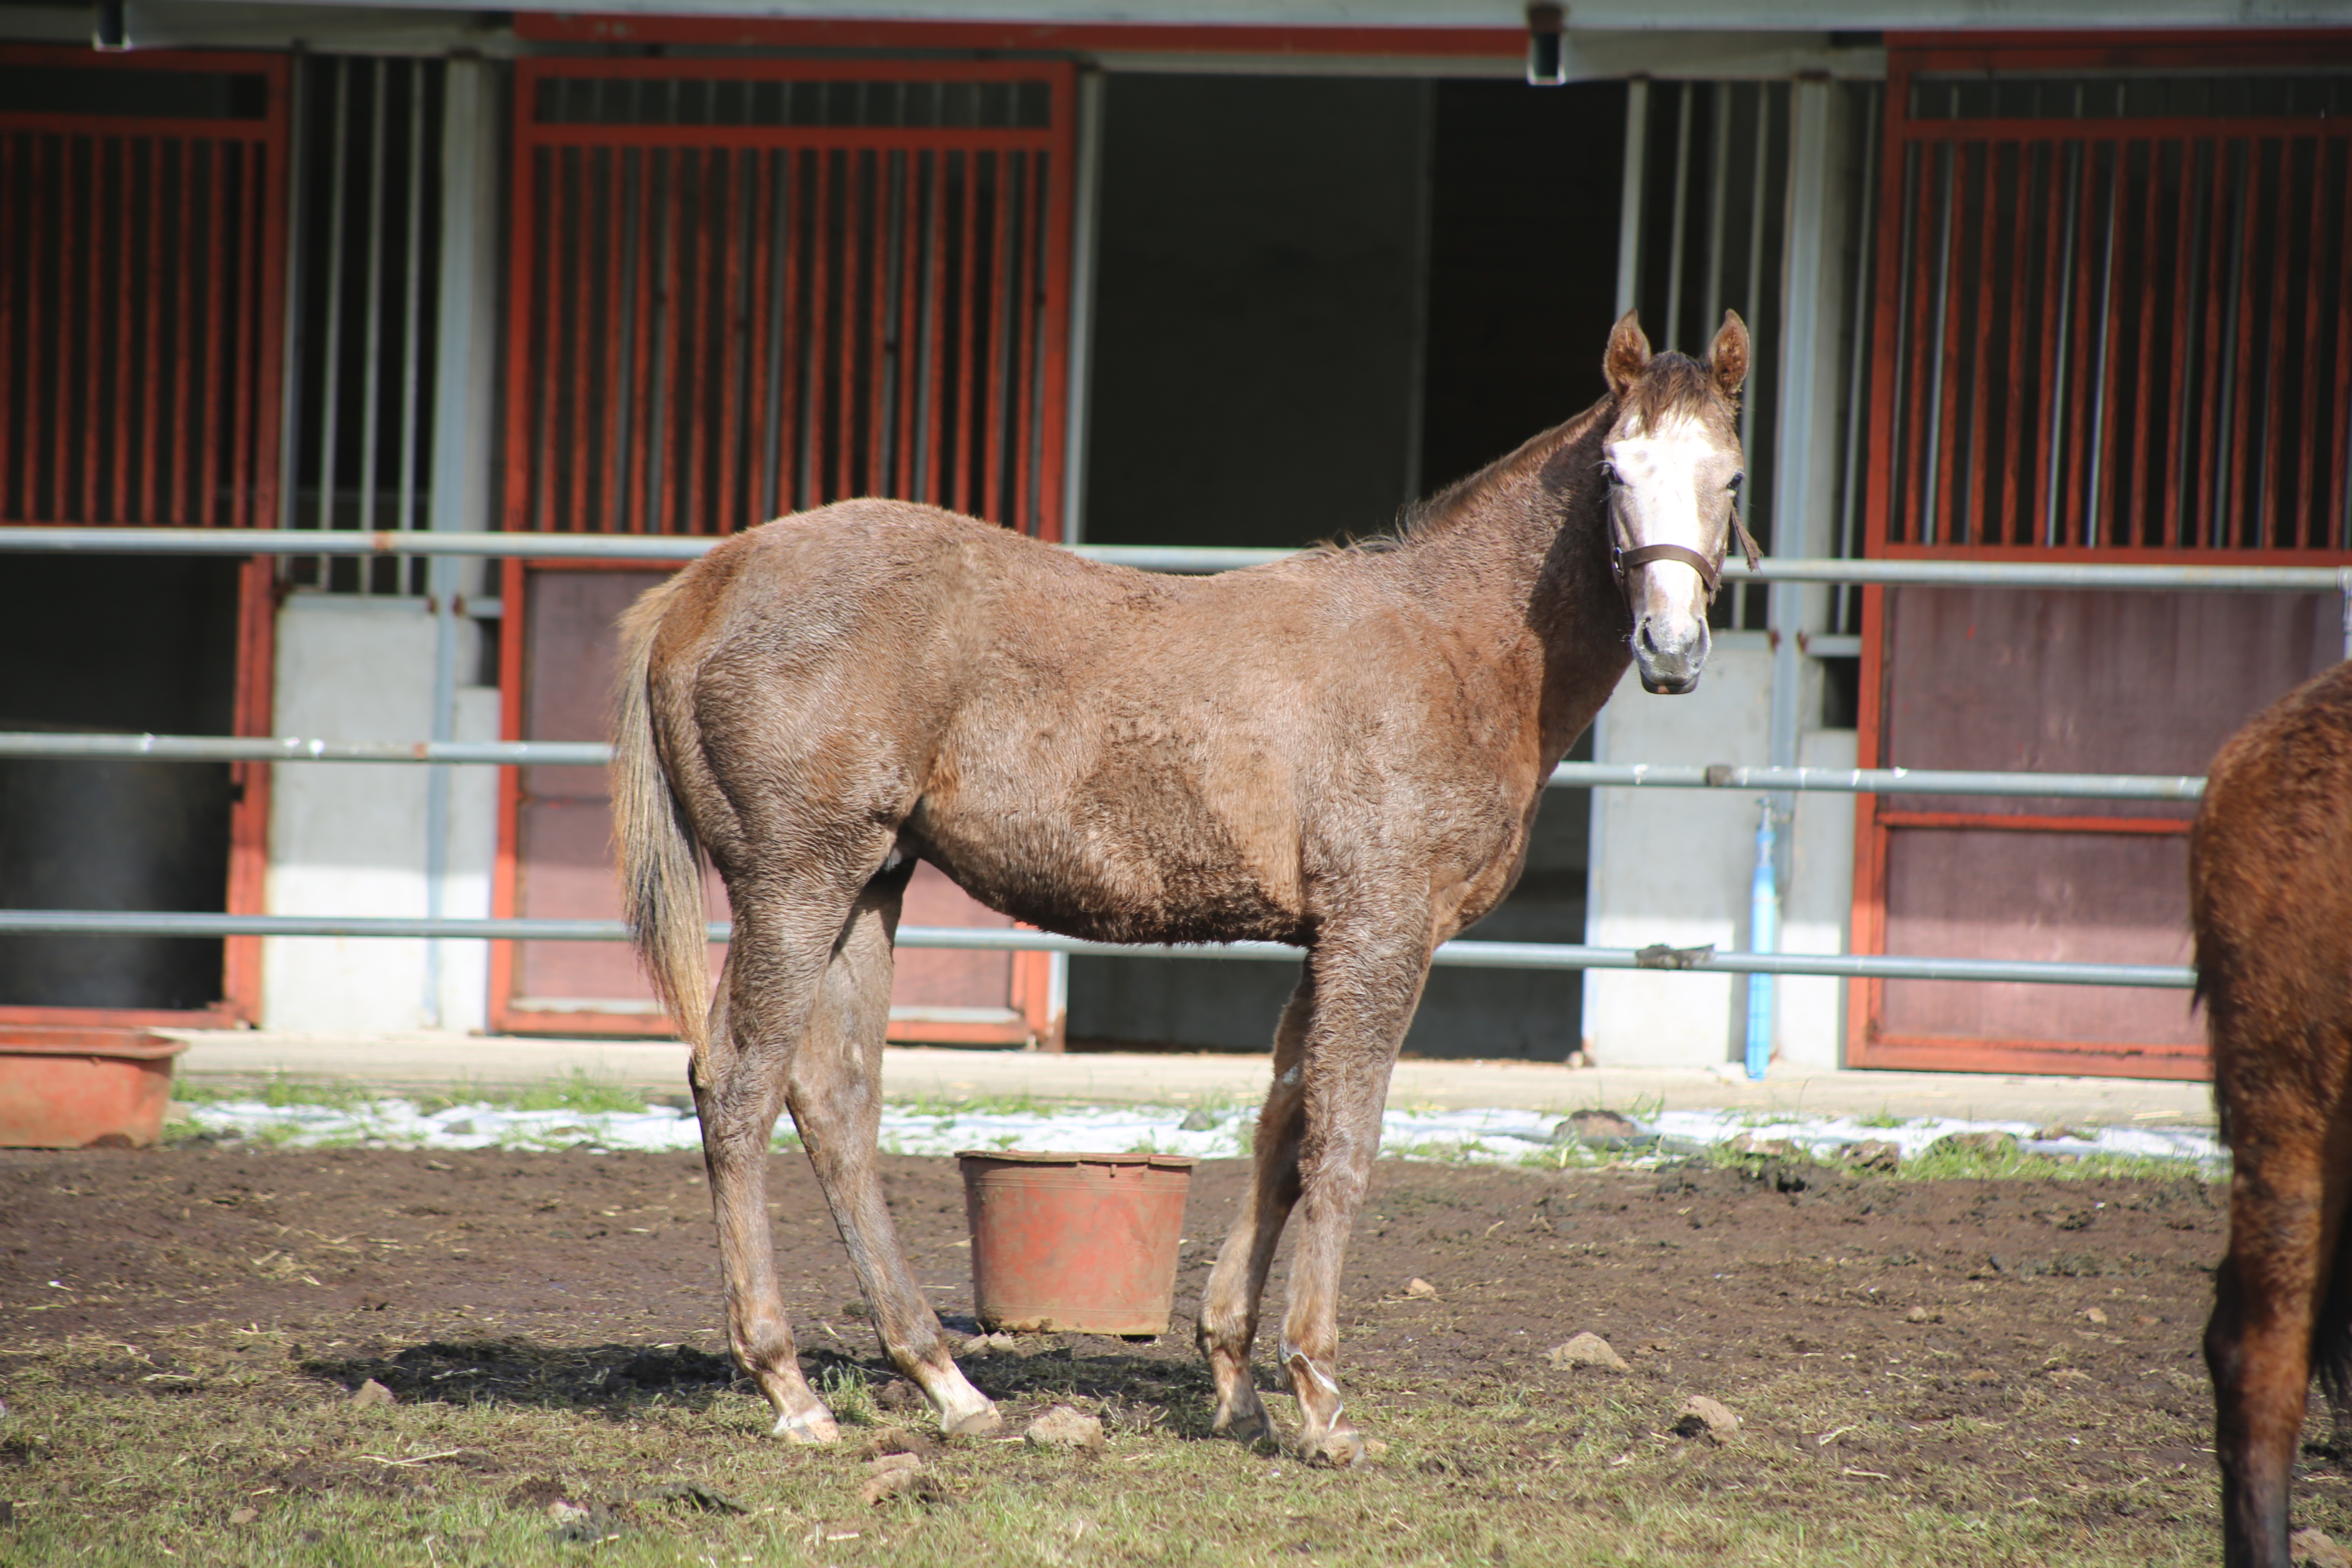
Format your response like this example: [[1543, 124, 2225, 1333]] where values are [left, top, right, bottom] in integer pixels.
[[0, 1027, 189, 1148], [958, 1150, 1196, 1335]]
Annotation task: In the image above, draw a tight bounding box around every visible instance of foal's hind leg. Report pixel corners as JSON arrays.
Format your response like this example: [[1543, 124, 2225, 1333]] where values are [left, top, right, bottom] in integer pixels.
[[694, 899, 853, 1442], [2201, 1034, 2352, 1561], [785, 873, 999, 1437], [1197, 967, 1314, 1446]]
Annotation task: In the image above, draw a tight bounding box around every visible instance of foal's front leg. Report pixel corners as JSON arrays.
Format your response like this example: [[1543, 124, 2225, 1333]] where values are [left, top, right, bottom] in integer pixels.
[[1197, 969, 1313, 1445], [1275, 932, 1427, 1467]]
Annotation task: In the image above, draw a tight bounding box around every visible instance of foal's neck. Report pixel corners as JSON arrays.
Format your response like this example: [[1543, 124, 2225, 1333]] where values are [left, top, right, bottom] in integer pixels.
[[1391, 398, 1634, 762]]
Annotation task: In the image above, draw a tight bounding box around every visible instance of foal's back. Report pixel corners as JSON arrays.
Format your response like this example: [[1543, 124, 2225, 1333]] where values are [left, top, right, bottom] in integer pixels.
[[652, 500, 1541, 947]]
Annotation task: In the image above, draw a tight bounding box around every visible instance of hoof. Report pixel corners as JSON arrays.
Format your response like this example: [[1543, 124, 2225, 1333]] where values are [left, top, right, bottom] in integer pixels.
[[940, 1401, 1002, 1438], [772, 1406, 841, 1444], [1213, 1401, 1277, 1451], [1302, 1428, 1366, 1468]]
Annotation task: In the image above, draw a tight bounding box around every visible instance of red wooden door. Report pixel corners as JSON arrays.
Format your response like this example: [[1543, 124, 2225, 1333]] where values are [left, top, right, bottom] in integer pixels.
[[491, 58, 1076, 1045], [1852, 34, 2352, 1077], [0, 45, 289, 1026]]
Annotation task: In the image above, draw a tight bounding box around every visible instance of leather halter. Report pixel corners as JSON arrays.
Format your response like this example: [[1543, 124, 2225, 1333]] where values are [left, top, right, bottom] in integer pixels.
[[1606, 491, 1763, 606]]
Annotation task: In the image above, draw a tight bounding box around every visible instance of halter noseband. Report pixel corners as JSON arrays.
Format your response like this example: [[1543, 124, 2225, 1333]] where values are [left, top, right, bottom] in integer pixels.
[[1606, 492, 1763, 606]]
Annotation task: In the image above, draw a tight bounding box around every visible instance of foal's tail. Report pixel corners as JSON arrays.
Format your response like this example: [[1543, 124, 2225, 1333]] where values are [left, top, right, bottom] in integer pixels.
[[611, 575, 713, 1056]]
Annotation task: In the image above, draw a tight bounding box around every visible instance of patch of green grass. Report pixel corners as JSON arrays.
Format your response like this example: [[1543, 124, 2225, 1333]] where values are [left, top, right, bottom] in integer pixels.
[[1857, 1106, 1909, 1129], [502, 1071, 649, 1116], [0, 1314, 2237, 1567], [884, 1093, 1062, 1119]]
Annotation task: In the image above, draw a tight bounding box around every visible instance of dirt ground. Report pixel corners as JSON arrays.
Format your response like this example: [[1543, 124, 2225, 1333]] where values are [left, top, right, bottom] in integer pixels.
[[0, 1144, 2316, 1564]]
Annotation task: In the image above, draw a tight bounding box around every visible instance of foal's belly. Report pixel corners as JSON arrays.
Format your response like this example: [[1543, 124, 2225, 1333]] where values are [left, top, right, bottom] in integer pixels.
[[904, 762, 1311, 949]]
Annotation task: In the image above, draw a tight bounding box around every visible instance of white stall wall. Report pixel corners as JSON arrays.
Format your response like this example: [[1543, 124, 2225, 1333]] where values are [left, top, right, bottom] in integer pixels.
[[1583, 638, 1854, 1070], [263, 595, 497, 1033]]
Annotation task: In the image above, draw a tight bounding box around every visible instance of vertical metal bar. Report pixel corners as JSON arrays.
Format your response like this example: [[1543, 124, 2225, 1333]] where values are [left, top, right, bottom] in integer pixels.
[[2062, 140, 2098, 547], [2257, 137, 2293, 549], [603, 149, 630, 531], [1919, 145, 1956, 545], [649, 147, 681, 532], [2218, 140, 2253, 548], [1613, 79, 1647, 318], [1060, 70, 1104, 541], [762, 150, 793, 517], [953, 149, 978, 513], [316, 61, 350, 535], [2128, 141, 2162, 549], [1835, 82, 1879, 625], [2165, 140, 2201, 549], [1005, 153, 1033, 529], [626, 148, 659, 530], [717, 151, 748, 533], [397, 62, 426, 538], [1964, 145, 1999, 545], [1739, 84, 1770, 561], [895, 146, 922, 499], [51, 133, 76, 520], [1027, 148, 1055, 536], [170, 138, 197, 525], [1401, 80, 1433, 509], [109, 135, 134, 521], [1999, 142, 2034, 545], [198, 139, 229, 527], [1894, 143, 1928, 543], [82, 135, 105, 521], [529, 146, 560, 533], [685, 147, 718, 533], [2041, 141, 2080, 549], [2196, 141, 2232, 548], [565, 147, 595, 535], [1702, 82, 1729, 337], [2084, 140, 2122, 548], [833, 150, 860, 503], [1663, 82, 1693, 351], [231, 139, 261, 530], [919, 149, 947, 505], [2294, 137, 2328, 548], [875, 149, 906, 498], [274, 62, 309, 538], [358, 60, 389, 546], [984, 150, 1014, 522], [140, 136, 164, 521], [0, 133, 13, 519], [867, 149, 895, 499], [802, 147, 829, 508]]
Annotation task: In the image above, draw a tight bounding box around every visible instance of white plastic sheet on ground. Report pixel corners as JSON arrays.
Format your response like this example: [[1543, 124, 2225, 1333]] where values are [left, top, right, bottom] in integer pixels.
[[178, 1098, 2223, 1169]]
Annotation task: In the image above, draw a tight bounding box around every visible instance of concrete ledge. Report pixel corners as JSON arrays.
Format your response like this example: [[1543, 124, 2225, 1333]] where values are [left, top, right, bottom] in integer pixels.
[[164, 1030, 2217, 1127]]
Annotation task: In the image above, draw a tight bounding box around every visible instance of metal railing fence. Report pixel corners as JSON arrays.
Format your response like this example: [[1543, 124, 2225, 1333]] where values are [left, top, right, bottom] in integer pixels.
[[6, 523, 2330, 996]]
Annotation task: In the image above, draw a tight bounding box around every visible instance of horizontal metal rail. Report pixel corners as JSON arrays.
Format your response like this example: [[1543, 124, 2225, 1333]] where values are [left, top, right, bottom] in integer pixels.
[[1546, 761, 2206, 801], [1, 526, 2347, 592], [0, 732, 2209, 802], [0, 910, 2195, 989]]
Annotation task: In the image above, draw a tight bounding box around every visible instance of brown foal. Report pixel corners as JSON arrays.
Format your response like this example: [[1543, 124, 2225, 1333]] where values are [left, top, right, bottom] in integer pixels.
[[610, 310, 1753, 1463], [2194, 659, 2352, 1567]]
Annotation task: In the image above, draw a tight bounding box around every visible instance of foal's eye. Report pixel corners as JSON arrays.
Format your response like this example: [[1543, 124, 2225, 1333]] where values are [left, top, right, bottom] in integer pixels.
[[1726, 472, 1746, 494], [1602, 464, 1624, 487]]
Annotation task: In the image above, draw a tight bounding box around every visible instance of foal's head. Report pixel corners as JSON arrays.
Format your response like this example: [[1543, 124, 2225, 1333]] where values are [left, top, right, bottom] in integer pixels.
[[1599, 310, 1752, 695]]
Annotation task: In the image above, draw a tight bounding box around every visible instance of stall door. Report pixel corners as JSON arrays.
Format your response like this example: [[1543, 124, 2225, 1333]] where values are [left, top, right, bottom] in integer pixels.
[[1851, 36, 2352, 1077], [492, 58, 1075, 1045], [0, 45, 287, 1026]]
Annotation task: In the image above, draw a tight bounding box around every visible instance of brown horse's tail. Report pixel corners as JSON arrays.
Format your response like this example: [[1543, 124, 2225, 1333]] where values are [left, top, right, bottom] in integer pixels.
[[611, 576, 712, 1055]]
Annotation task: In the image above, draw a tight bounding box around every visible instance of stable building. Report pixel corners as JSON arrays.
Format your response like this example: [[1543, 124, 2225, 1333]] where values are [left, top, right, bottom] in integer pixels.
[[1, 2, 2346, 1079]]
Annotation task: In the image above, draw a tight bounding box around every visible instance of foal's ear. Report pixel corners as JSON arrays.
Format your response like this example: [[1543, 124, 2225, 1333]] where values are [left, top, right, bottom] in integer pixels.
[[1707, 310, 1751, 398], [1604, 310, 1652, 397]]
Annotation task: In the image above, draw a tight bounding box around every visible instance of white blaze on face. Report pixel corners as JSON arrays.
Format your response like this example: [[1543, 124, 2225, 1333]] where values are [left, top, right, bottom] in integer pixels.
[[1607, 410, 1737, 687]]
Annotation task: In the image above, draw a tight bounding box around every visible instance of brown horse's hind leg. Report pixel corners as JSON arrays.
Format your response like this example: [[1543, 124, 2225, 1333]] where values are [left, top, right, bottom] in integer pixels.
[[2207, 1087, 2342, 1568], [693, 900, 848, 1443], [1197, 966, 1314, 1447], [785, 872, 999, 1437]]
